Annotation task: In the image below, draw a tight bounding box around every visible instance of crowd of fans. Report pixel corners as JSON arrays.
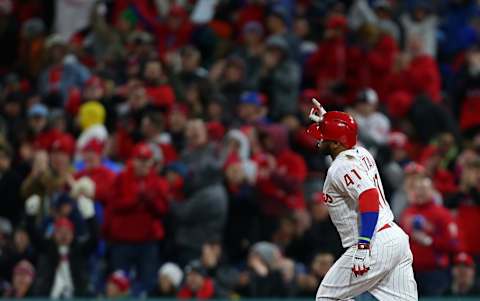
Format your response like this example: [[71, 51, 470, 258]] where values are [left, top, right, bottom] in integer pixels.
[[0, 0, 480, 299]]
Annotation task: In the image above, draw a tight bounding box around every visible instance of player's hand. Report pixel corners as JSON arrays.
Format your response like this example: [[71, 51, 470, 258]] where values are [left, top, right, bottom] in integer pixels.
[[309, 98, 326, 123], [352, 243, 370, 277]]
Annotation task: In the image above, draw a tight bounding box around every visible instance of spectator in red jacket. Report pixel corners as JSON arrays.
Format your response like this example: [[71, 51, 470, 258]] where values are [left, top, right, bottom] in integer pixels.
[[104, 143, 169, 294], [155, 5, 193, 57], [140, 112, 178, 165], [400, 174, 459, 296], [306, 15, 348, 101], [143, 59, 176, 112], [255, 124, 307, 238], [74, 139, 116, 205], [177, 260, 216, 299], [445, 158, 480, 257], [364, 30, 398, 101], [388, 36, 441, 103]]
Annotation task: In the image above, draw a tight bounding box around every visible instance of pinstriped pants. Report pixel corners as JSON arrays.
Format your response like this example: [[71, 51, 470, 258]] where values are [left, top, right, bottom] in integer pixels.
[[316, 224, 418, 301]]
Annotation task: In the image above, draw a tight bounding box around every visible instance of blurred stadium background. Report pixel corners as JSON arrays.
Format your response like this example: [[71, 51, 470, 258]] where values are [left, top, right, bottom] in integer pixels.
[[0, 0, 480, 300]]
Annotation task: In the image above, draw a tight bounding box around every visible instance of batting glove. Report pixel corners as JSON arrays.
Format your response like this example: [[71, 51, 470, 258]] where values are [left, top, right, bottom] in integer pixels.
[[352, 243, 370, 277]]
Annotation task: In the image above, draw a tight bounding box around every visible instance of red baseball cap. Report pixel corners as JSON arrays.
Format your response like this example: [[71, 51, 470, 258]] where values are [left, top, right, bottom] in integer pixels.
[[131, 143, 153, 160], [13, 260, 35, 278], [326, 15, 347, 30], [108, 270, 130, 292], [403, 162, 425, 175], [388, 131, 409, 150], [454, 252, 475, 267], [171, 103, 189, 116], [50, 134, 75, 156], [85, 76, 104, 89], [169, 5, 187, 18], [54, 217, 74, 233], [207, 121, 225, 142], [81, 138, 104, 155]]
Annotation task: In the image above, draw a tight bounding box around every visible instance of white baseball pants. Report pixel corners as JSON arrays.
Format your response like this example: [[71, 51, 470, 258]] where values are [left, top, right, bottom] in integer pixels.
[[316, 223, 418, 301]]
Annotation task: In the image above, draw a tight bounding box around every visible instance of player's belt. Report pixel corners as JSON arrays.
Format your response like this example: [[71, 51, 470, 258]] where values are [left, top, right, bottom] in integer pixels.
[[378, 223, 391, 232]]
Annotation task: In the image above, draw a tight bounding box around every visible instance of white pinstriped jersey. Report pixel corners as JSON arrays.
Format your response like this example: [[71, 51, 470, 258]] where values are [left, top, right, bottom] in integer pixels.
[[323, 146, 394, 248]]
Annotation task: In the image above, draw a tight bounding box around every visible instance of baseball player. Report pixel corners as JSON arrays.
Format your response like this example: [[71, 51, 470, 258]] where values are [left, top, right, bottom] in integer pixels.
[[307, 100, 418, 301]]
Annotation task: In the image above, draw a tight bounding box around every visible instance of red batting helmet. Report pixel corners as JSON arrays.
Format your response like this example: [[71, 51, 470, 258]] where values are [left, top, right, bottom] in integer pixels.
[[307, 111, 358, 148]]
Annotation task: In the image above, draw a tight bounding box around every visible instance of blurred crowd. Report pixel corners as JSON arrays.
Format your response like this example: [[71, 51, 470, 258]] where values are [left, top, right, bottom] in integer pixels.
[[0, 0, 480, 299]]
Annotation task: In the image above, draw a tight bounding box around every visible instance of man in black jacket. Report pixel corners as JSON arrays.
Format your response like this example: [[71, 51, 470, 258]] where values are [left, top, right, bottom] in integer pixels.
[[25, 194, 98, 297], [172, 120, 228, 265]]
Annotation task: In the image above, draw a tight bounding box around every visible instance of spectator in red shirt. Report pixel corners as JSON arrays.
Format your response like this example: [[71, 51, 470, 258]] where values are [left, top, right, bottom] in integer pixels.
[[74, 139, 116, 205], [143, 59, 175, 112], [400, 174, 459, 296], [388, 35, 441, 103], [140, 112, 178, 165], [364, 30, 398, 101], [306, 15, 348, 99], [155, 5, 193, 57], [104, 143, 169, 294], [445, 158, 480, 257], [255, 124, 307, 238]]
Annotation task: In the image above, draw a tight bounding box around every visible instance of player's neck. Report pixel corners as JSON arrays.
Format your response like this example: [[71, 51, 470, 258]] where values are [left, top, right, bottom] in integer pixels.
[[331, 146, 349, 160]]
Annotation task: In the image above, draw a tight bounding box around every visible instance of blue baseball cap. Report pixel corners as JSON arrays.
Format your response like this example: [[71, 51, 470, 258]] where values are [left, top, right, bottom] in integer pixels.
[[28, 103, 48, 118], [240, 91, 262, 107], [165, 162, 189, 178]]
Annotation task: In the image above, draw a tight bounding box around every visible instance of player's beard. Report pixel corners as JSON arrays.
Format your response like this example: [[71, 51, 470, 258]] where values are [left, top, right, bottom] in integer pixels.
[[318, 140, 334, 157], [318, 141, 334, 158]]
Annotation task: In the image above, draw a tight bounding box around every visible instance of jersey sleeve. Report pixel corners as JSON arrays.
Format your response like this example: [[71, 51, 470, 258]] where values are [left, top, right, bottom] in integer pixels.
[[331, 158, 379, 244]]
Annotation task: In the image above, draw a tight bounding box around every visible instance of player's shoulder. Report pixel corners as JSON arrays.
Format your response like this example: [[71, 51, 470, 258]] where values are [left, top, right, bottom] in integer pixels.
[[327, 147, 369, 178], [353, 146, 372, 157], [327, 149, 358, 178], [335, 147, 367, 166]]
